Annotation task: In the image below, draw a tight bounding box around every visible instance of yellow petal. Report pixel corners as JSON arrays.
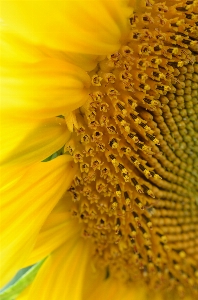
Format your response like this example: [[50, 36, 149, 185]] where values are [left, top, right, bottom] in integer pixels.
[[1, 0, 131, 55], [62, 52, 100, 72], [0, 29, 45, 63], [1, 56, 90, 119], [16, 285, 31, 300], [0, 117, 70, 167], [1, 27, 99, 71], [0, 165, 29, 192], [85, 276, 166, 300], [86, 277, 126, 300], [86, 276, 148, 300], [0, 155, 77, 287], [23, 194, 78, 267], [39, 45, 101, 72], [1, 27, 99, 72], [65, 112, 78, 132], [21, 238, 91, 300]]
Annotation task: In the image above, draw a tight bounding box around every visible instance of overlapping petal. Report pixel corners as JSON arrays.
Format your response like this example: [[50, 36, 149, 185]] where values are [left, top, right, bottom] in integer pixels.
[[1, 56, 90, 119], [22, 194, 78, 267], [86, 277, 127, 300], [1, 0, 131, 55], [0, 29, 45, 63], [86, 276, 147, 300], [0, 117, 71, 167], [17, 237, 91, 300], [0, 155, 77, 287]]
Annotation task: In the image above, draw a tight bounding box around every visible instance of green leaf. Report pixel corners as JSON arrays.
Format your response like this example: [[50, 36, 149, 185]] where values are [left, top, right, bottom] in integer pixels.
[[0, 259, 45, 300], [42, 145, 64, 162]]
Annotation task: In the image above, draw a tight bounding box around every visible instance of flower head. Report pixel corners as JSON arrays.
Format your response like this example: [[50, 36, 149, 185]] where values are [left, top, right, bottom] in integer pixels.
[[0, 0, 198, 299]]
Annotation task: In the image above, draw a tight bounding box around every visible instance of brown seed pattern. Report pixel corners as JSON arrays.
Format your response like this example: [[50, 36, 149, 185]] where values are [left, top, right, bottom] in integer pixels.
[[67, 0, 198, 297]]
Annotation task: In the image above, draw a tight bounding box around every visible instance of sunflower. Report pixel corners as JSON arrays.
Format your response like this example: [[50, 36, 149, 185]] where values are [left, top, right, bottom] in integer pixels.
[[0, 0, 198, 299]]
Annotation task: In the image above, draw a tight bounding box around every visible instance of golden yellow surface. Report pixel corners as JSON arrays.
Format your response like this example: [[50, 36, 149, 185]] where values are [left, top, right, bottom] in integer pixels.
[[67, 1, 198, 297]]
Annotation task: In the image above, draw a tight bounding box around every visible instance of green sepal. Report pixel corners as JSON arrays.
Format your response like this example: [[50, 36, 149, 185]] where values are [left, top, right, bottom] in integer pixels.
[[42, 145, 64, 162], [0, 259, 45, 300]]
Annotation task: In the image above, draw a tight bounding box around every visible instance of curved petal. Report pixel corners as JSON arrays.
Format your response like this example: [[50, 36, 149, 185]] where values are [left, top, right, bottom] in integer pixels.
[[1, 28, 100, 72], [0, 29, 45, 63], [1, 0, 131, 55], [40, 46, 101, 72], [86, 277, 127, 300], [20, 238, 91, 300], [0, 117, 70, 167], [86, 276, 148, 300], [62, 52, 100, 72], [22, 195, 78, 267], [16, 285, 31, 300], [0, 155, 77, 288], [0, 165, 30, 192], [1, 56, 90, 119]]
